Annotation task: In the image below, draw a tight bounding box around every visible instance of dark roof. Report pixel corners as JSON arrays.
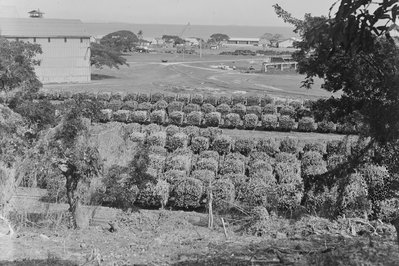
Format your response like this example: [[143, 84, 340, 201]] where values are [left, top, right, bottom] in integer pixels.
[[0, 18, 90, 38]]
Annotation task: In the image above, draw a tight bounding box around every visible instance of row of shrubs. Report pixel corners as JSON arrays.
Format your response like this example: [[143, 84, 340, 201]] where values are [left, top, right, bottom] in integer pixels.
[[102, 135, 390, 221]]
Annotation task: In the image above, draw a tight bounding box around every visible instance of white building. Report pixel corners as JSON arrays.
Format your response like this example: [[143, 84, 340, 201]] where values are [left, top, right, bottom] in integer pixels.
[[225, 37, 259, 46], [277, 37, 301, 48], [0, 17, 91, 83]]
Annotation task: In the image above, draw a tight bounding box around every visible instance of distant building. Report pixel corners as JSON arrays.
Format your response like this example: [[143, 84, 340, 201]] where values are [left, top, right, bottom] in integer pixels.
[[225, 37, 259, 46], [28, 9, 44, 18], [0, 18, 91, 83], [277, 37, 301, 48], [184, 37, 200, 46]]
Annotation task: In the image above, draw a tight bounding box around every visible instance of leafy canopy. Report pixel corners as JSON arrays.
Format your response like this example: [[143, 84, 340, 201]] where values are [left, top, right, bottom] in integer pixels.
[[100, 30, 139, 52], [90, 42, 128, 69]]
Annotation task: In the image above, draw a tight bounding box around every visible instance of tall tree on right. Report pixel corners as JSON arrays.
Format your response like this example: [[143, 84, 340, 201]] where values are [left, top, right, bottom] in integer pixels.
[[274, 0, 399, 226]]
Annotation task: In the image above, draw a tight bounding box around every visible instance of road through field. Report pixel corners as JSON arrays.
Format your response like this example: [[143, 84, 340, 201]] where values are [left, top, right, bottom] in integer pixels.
[[44, 53, 338, 99]]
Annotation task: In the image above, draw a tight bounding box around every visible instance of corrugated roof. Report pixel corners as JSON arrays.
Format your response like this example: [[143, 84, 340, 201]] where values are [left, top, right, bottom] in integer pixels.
[[228, 37, 260, 42], [0, 18, 90, 38]]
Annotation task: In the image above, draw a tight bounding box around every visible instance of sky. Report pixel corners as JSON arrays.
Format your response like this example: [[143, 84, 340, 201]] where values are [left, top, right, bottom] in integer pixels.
[[0, 0, 337, 26]]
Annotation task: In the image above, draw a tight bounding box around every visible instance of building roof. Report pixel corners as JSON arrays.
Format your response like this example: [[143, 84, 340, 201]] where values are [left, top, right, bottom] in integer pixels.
[[0, 18, 90, 38], [228, 37, 260, 42]]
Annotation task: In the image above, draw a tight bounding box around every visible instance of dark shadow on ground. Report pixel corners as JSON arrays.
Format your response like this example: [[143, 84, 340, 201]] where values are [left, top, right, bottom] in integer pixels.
[[91, 74, 117, 80]]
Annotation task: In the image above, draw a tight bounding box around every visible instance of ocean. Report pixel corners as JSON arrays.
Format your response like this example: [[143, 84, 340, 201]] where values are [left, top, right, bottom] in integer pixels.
[[84, 22, 296, 40]]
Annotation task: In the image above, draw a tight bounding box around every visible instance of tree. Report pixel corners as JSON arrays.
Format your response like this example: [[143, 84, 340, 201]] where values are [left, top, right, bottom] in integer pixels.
[[90, 42, 128, 69], [208, 33, 229, 45], [100, 30, 138, 52], [259, 33, 282, 47], [137, 30, 143, 45], [0, 38, 42, 94], [274, 0, 399, 220], [161, 35, 185, 46]]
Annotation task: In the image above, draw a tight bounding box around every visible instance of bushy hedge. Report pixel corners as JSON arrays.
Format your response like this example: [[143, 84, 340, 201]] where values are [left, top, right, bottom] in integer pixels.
[[191, 170, 215, 187], [199, 150, 220, 161], [248, 152, 273, 167], [279, 105, 296, 117], [279, 137, 300, 154], [169, 111, 184, 125], [212, 135, 233, 154], [204, 112, 221, 127], [125, 122, 141, 133], [263, 104, 277, 115], [224, 113, 242, 128], [107, 99, 124, 111], [261, 114, 278, 130], [218, 95, 231, 105], [246, 106, 262, 118], [298, 117, 317, 132], [249, 160, 273, 177], [195, 157, 218, 173], [151, 92, 164, 103], [113, 110, 130, 123], [150, 110, 166, 124], [220, 158, 245, 175], [147, 131, 167, 147], [327, 154, 346, 171], [148, 153, 166, 172], [301, 151, 327, 176], [121, 100, 138, 111], [275, 152, 299, 164], [167, 132, 188, 151], [172, 178, 203, 209], [247, 95, 261, 106], [212, 179, 235, 211], [131, 111, 148, 123], [97, 92, 111, 102], [183, 103, 200, 114], [288, 100, 302, 110], [260, 95, 274, 106], [216, 104, 231, 117], [165, 124, 180, 137], [256, 138, 280, 156], [137, 102, 153, 112], [278, 115, 296, 131], [199, 127, 222, 141], [182, 126, 200, 142], [326, 140, 348, 156], [142, 123, 160, 135], [130, 132, 146, 143], [164, 94, 176, 103], [239, 178, 271, 207], [168, 101, 184, 113], [232, 103, 246, 118], [191, 94, 204, 105], [303, 142, 326, 155], [187, 111, 203, 126], [163, 170, 187, 185], [177, 94, 190, 104], [191, 136, 210, 153], [296, 108, 312, 120], [244, 114, 259, 129], [234, 137, 256, 156], [154, 100, 168, 110], [137, 93, 150, 103], [166, 154, 191, 172], [317, 120, 337, 133], [204, 95, 218, 106], [232, 95, 246, 105], [201, 103, 216, 114]]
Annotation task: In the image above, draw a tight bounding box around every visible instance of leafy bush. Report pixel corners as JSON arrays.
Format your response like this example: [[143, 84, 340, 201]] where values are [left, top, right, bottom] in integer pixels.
[[164, 94, 176, 103], [182, 125, 200, 143], [248, 152, 273, 166], [177, 94, 190, 104], [125, 122, 141, 133], [212, 135, 233, 154], [137, 102, 153, 112], [121, 100, 138, 111], [130, 132, 146, 143], [172, 178, 203, 209], [261, 114, 278, 130], [148, 153, 166, 172], [260, 95, 274, 106], [234, 137, 256, 156], [262, 104, 277, 115], [97, 92, 111, 102], [303, 142, 326, 155], [136, 181, 169, 208], [239, 178, 272, 207], [195, 158, 218, 173], [150, 110, 166, 124], [224, 113, 242, 128], [244, 114, 259, 129], [256, 138, 279, 156], [107, 99, 123, 111], [212, 179, 235, 211], [225, 152, 246, 162], [167, 132, 188, 151], [246, 95, 261, 106], [249, 160, 273, 177], [136, 93, 150, 103], [187, 111, 203, 126], [275, 162, 301, 183], [191, 136, 210, 153], [163, 170, 186, 184], [191, 94, 204, 105], [154, 100, 168, 110], [301, 151, 327, 176], [147, 131, 167, 147], [220, 158, 245, 175], [204, 112, 221, 127], [131, 110, 148, 123], [279, 137, 300, 154], [232, 95, 246, 105], [218, 95, 232, 105], [169, 111, 184, 125], [278, 115, 296, 131], [216, 104, 231, 117], [199, 150, 220, 161], [123, 93, 137, 102], [232, 103, 246, 118], [288, 100, 302, 110], [201, 103, 216, 114], [151, 92, 164, 103], [246, 106, 262, 118], [165, 154, 191, 172], [296, 107, 312, 120], [326, 140, 348, 156], [113, 110, 130, 123], [317, 120, 336, 133], [204, 94, 218, 106], [298, 117, 317, 132], [183, 103, 200, 114], [336, 122, 357, 134], [168, 101, 184, 113], [191, 170, 215, 188], [275, 152, 299, 164], [326, 154, 346, 171], [340, 172, 371, 218], [303, 99, 315, 109], [279, 105, 296, 118], [165, 125, 179, 137]]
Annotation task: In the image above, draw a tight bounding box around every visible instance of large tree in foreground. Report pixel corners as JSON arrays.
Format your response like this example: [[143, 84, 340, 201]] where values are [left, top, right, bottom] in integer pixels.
[[90, 42, 128, 69]]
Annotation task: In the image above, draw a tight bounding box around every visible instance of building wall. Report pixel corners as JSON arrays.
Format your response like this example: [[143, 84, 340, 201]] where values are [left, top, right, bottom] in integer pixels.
[[9, 37, 91, 83]]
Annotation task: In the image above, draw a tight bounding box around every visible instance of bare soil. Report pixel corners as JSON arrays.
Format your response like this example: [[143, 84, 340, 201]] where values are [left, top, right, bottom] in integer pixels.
[[2, 209, 398, 265]]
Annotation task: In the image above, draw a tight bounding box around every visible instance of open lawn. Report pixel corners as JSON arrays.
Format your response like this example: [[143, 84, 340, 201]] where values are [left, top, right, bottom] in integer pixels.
[[44, 52, 338, 100]]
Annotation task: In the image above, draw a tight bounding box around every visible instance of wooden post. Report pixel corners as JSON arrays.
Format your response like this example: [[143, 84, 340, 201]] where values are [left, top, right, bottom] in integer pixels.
[[221, 218, 228, 239]]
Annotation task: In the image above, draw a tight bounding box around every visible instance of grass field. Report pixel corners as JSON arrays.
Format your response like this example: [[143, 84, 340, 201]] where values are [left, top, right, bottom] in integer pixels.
[[44, 51, 339, 100]]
